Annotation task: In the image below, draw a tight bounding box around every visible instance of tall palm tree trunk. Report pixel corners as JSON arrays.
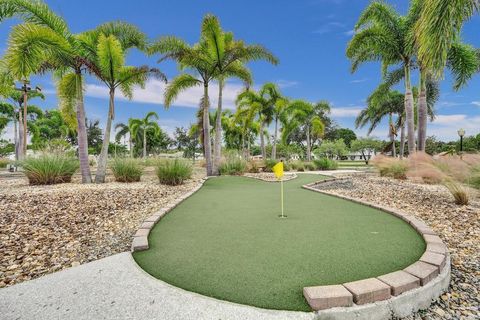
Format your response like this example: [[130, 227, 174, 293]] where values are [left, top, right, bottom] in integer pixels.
[[306, 125, 311, 162], [129, 136, 133, 158], [203, 84, 213, 176], [14, 113, 20, 161], [143, 128, 147, 158], [400, 120, 406, 159], [75, 72, 92, 183], [213, 79, 223, 175], [404, 63, 416, 155], [18, 109, 25, 161], [389, 113, 396, 157], [260, 121, 266, 160], [272, 117, 278, 159], [95, 88, 115, 183], [417, 68, 428, 152]]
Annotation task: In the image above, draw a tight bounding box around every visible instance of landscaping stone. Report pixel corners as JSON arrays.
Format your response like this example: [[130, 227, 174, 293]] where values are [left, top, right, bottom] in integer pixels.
[[140, 221, 155, 229], [131, 236, 148, 251], [303, 285, 353, 310], [404, 261, 439, 286], [312, 174, 479, 319], [0, 169, 205, 288], [377, 270, 420, 296], [343, 278, 391, 305], [426, 242, 447, 255], [420, 251, 446, 271], [134, 228, 150, 238]]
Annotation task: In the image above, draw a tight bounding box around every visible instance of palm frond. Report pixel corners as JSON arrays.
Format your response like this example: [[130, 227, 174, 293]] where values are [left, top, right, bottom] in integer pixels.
[[164, 73, 201, 108]]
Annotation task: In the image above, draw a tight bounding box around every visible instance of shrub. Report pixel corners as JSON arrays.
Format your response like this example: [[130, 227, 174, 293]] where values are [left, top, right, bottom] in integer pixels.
[[283, 162, 291, 171], [247, 161, 260, 173], [372, 155, 408, 180], [263, 159, 277, 172], [314, 158, 338, 170], [22, 154, 79, 185], [219, 156, 247, 175], [291, 161, 305, 171], [110, 158, 143, 182], [444, 180, 469, 205], [304, 162, 316, 171], [156, 159, 192, 185], [0, 158, 10, 168]]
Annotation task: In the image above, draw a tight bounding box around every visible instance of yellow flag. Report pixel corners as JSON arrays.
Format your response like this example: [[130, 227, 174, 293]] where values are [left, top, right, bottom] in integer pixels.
[[272, 161, 284, 180]]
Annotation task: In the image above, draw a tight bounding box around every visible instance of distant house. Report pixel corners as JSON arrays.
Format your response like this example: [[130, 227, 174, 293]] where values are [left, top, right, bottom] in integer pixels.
[[250, 155, 263, 161]]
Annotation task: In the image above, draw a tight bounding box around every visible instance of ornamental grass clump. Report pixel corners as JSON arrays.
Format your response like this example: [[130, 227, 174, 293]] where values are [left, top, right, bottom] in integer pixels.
[[156, 159, 192, 185], [290, 161, 305, 172], [444, 180, 469, 205], [314, 158, 338, 170], [22, 154, 79, 185], [0, 158, 10, 168], [372, 155, 408, 179], [263, 159, 277, 172], [110, 158, 143, 182], [219, 156, 247, 175]]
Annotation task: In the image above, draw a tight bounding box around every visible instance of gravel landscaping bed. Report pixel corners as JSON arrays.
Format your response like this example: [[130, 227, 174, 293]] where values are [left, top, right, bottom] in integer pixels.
[[313, 174, 479, 320], [243, 172, 297, 182], [0, 168, 205, 288]]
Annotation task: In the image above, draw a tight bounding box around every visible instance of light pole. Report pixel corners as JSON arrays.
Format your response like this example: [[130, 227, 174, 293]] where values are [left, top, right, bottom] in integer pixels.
[[457, 128, 465, 154], [14, 79, 41, 158]]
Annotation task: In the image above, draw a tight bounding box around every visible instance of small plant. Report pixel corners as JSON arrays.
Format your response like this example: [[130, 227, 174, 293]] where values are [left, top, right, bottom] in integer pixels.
[[156, 159, 192, 185], [247, 160, 260, 173], [443, 180, 469, 205], [291, 161, 305, 171], [314, 158, 338, 170], [22, 154, 79, 185], [219, 156, 247, 175], [0, 158, 10, 168], [372, 155, 408, 180], [263, 159, 277, 172], [304, 162, 316, 171], [110, 158, 143, 182], [283, 162, 291, 171], [470, 166, 480, 189]]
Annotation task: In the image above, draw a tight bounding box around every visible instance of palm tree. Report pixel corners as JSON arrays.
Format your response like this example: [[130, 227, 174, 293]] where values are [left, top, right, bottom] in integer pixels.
[[204, 15, 278, 173], [347, 1, 418, 154], [282, 100, 329, 161], [82, 23, 167, 183], [115, 120, 135, 158], [236, 88, 272, 160], [260, 83, 287, 159], [0, 0, 96, 182], [130, 112, 160, 158], [416, 0, 478, 76]]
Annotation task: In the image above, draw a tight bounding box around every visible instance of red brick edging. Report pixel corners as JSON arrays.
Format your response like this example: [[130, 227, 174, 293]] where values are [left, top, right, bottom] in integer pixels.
[[302, 178, 449, 311]]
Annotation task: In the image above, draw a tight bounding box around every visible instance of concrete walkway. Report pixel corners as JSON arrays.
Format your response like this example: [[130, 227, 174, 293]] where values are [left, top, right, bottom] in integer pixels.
[[0, 252, 314, 320]]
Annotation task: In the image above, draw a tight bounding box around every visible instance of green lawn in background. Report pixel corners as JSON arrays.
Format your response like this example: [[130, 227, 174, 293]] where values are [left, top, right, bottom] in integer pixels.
[[133, 174, 424, 311]]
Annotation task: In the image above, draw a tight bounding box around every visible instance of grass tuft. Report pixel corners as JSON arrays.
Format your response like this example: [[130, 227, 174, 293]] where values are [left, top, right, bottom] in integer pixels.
[[156, 159, 192, 185], [110, 158, 143, 182], [219, 156, 247, 175], [313, 158, 338, 170], [22, 154, 79, 185]]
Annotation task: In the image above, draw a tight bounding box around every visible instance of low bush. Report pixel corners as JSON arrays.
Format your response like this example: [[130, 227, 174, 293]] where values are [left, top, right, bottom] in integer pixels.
[[219, 156, 247, 175], [372, 155, 408, 180], [247, 161, 260, 173], [313, 158, 338, 170], [22, 154, 79, 185], [0, 158, 10, 168], [283, 162, 291, 171], [110, 158, 143, 182], [263, 159, 277, 172], [291, 161, 305, 171], [156, 159, 192, 185], [304, 162, 316, 171]]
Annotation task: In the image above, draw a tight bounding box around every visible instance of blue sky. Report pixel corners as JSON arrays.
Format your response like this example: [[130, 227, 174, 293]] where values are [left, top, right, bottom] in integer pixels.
[[1, 0, 479, 142]]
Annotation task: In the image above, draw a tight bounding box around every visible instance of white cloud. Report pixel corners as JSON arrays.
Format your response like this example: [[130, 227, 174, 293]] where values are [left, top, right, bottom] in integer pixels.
[[438, 101, 463, 107], [277, 80, 299, 88], [350, 78, 368, 84], [330, 107, 363, 118], [472, 101, 480, 107], [344, 29, 355, 36], [313, 22, 346, 34], [85, 79, 246, 110], [432, 114, 467, 125]]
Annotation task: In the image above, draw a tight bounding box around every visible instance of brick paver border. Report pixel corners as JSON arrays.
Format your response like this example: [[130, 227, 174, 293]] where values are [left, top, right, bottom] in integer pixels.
[[301, 177, 450, 315]]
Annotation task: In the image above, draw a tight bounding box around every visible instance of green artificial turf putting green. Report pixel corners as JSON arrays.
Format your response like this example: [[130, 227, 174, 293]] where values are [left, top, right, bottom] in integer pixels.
[[133, 174, 425, 311]]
